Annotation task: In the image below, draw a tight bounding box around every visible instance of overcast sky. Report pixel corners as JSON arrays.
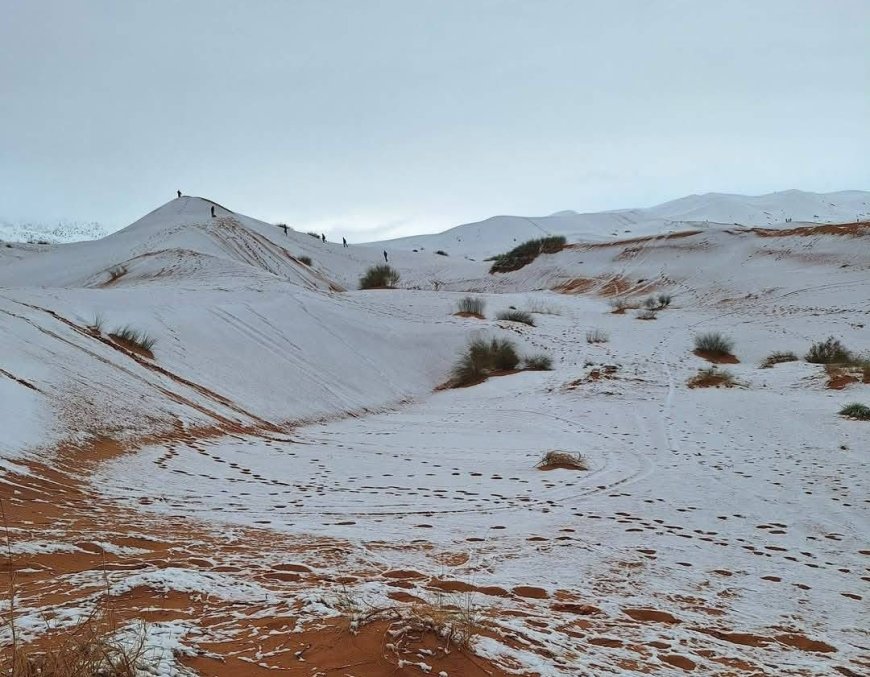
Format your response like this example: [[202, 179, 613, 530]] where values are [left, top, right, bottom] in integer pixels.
[[1, 0, 868, 239]]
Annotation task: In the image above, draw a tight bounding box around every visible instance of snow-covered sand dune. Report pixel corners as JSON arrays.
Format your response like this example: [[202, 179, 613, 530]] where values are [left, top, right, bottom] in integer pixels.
[[375, 189, 870, 258], [1, 196, 868, 675]]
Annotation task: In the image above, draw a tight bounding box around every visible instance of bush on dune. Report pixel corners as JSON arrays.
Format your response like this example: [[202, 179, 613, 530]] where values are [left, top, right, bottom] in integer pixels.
[[694, 332, 734, 357], [489, 236, 566, 274], [497, 309, 535, 326], [456, 296, 485, 317], [839, 403, 870, 420], [805, 337, 852, 364], [524, 354, 553, 371], [450, 338, 520, 387], [109, 325, 156, 355], [761, 351, 798, 368], [359, 264, 400, 289]]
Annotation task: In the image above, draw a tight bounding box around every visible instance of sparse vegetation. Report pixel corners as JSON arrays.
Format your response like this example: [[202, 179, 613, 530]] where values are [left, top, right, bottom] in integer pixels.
[[450, 338, 520, 387], [536, 451, 588, 471], [694, 332, 734, 357], [761, 351, 798, 368], [489, 236, 567, 274], [306, 231, 321, 239], [359, 264, 400, 289], [524, 354, 553, 371], [435, 250, 448, 256], [839, 403, 870, 420], [688, 367, 737, 388], [497, 309, 535, 326], [88, 313, 105, 334], [109, 326, 156, 355], [526, 298, 561, 315], [643, 296, 658, 310], [805, 337, 852, 364], [656, 293, 673, 308], [455, 296, 485, 317], [636, 308, 657, 320], [105, 265, 127, 285], [609, 297, 631, 313], [586, 328, 609, 344], [298, 255, 312, 266]]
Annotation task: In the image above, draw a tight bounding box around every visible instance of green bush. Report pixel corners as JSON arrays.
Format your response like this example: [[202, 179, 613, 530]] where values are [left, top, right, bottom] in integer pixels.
[[805, 337, 852, 364], [839, 403, 870, 420], [656, 293, 673, 308], [525, 354, 553, 371], [489, 236, 566, 274], [694, 332, 734, 356], [497, 310, 535, 326], [359, 264, 400, 289], [450, 338, 520, 386], [456, 296, 485, 316], [761, 351, 798, 368]]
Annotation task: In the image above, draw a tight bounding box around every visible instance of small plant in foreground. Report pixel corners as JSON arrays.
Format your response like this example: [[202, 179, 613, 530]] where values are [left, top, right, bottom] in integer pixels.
[[636, 308, 657, 320], [586, 328, 609, 344], [298, 255, 312, 266], [525, 354, 553, 371], [456, 296, 485, 317], [805, 337, 852, 364], [609, 297, 630, 313], [643, 296, 658, 310], [761, 351, 798, 368], [839, 403, 870, 420], [536, 451, 588, 470], [687, 367, 737, 388], [694, 332, 734, 356], [450, 338, 519, 386], [359, 264, 400, 289], [497, 309, 535, 326], [109, 325, 156, 354], [656, 293, 673, 308]]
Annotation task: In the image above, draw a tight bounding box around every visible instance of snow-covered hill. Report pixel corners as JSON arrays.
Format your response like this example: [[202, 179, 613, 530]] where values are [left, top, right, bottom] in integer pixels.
[[0, 218, 108, 244], [374, 189, 870, 258]]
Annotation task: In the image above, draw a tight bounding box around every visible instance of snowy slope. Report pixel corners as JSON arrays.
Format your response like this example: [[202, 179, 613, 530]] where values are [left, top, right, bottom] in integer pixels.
[[374, 189, 870, 258], [0, 218, 108, 244]]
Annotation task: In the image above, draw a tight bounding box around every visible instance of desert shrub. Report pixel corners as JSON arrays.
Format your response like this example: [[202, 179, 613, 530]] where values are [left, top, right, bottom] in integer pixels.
[[694, 332, 734, 356], [497, 309, 535, 326], [307, 231, 321, 239], [636, 308, 657, 320], [298, 255, 312, 266], [643, 296, 658, 310], [526, 298, 561, 315], [586, 328, 609, 344], [88, 313, 105, 334], [456, 296, 485, 316], [489, 236, 567, 273], [657, 293, 673, 308], [435, 250, 448, 256], [688, 367, 737, 388], [839, 403, 870, 420], [450, 338, 519, 386], [805, 337, 852, 364], [109, 325, 156, 353], [609, 297, 630, 313], [536, 451, 588, 470], [359, 264, 400, 289], [525, 354, 553, 371], [105, 264, 127, 284], [761, 351, 798, 368]]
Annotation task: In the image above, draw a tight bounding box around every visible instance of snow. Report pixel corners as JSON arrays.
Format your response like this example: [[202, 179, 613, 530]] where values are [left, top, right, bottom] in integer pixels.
[[373, 189, 870, 258], [1, 194, 868, 675], [0, 218, 108, 244]]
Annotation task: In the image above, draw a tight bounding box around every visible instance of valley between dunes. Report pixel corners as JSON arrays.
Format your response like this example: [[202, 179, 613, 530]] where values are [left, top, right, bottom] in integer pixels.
[[1, 197, 868, 676]]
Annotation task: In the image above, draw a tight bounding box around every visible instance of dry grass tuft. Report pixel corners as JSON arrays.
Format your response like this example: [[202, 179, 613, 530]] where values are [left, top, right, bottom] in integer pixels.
[[687, 367, 737, 388], [761, 351, 798, 368], [536, 451, 588, 471], [586, 328, 609, 343]]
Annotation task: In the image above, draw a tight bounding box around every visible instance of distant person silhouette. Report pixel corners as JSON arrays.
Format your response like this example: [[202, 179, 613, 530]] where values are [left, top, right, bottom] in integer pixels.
[[383, 250, 388, 263], [211, 205, 216, 218], [177, 190, 181, 198], [342, 237, 348, 248], [282, 224, 288, 235], [321, 233, 326, 243]]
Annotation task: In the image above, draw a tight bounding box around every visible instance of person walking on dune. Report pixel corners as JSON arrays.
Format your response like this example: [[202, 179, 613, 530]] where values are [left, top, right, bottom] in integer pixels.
[[211, 205, 216, 218], [383, 250, 388, 263], [321, 233, 326, 243], [282, 224, 288, 235], [342, 237, 348, 248], [177, 190, 181, 198]]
